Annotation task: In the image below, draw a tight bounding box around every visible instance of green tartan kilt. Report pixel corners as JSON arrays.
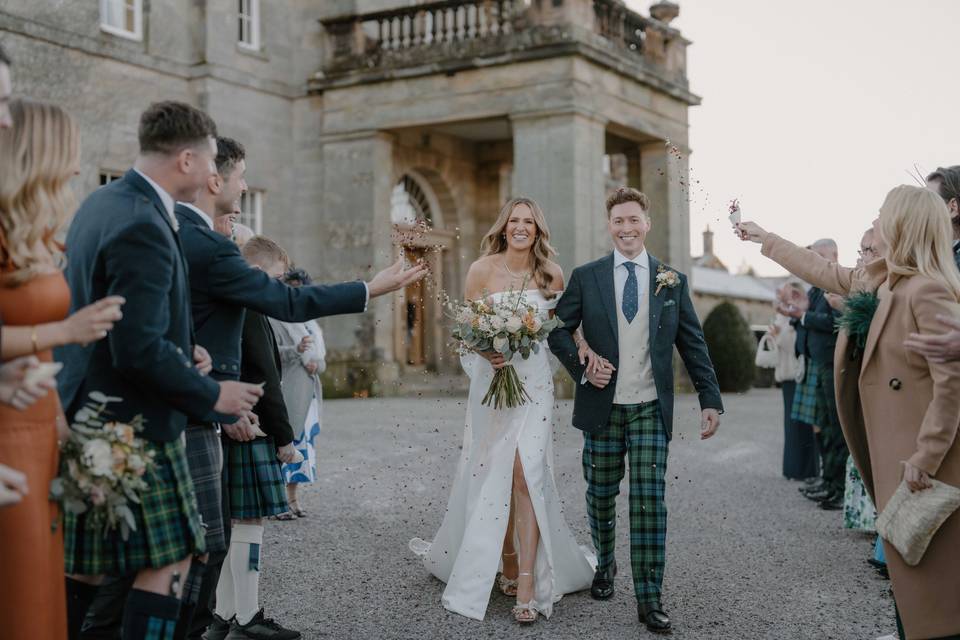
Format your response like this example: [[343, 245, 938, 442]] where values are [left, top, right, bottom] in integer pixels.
[[64, 436, 206, 576], [790, 364, 819, 425], [225, 438, 288, 520]]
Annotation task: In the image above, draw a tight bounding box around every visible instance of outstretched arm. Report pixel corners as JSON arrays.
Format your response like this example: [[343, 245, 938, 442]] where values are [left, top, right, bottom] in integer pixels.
[[737, 222, 859, 296]]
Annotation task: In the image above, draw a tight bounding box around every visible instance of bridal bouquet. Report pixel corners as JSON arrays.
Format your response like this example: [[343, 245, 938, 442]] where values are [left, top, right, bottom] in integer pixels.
[[448, 281, 562, 409], [50, 392, 156, 540]]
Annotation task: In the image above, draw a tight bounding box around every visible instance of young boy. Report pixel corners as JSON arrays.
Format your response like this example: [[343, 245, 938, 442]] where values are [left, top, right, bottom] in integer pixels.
[[213, 236, 301, 640]]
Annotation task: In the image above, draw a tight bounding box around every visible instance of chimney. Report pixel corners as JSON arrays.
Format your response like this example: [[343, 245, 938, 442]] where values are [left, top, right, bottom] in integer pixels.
[[703, 226, 714, 256]]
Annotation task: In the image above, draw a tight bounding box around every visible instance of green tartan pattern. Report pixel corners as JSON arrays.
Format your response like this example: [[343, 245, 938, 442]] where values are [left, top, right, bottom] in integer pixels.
[[790, 364, 819, 425], [815, 362, 848, 495], [583, 402, 668, 603], [64, 436, 205, 576], [225, 438, 288, 520]]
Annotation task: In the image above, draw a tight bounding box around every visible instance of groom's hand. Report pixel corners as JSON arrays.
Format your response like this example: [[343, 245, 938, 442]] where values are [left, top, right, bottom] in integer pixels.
[[585, 362, 614, 389], [367, 258, 429, 298], [700, 408, 720, 439]]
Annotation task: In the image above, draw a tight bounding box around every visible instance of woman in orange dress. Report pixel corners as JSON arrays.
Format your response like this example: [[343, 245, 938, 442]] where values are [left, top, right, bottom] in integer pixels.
[[0, 99, 123, 640]]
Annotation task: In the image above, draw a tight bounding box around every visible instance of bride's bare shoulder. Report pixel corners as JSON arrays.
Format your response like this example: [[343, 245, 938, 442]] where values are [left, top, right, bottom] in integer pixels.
[[544, 259, 565, 286], [467, 255, 498, 277]]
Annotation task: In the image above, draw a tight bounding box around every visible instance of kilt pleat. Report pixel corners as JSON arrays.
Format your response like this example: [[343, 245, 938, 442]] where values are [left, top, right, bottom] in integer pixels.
[[64, 436, 205, 576], [184, 425, 227, 554], [790, 364, 819, 425], [225, 438, 287, 520]]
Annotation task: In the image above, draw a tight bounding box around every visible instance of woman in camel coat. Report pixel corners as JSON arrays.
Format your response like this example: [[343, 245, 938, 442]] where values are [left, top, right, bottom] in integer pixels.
[[739, 185, 960, 640]]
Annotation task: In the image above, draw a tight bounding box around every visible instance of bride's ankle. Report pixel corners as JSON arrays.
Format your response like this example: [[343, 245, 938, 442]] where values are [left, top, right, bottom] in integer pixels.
[[515, 571, 534, 600]]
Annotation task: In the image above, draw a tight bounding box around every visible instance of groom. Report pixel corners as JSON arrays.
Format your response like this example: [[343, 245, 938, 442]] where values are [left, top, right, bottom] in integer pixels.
[[549, 186, 723, 633]]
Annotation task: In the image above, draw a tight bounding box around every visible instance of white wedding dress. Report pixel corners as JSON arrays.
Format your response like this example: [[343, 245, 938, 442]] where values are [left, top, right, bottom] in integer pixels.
[[410, 289, 595, 620]]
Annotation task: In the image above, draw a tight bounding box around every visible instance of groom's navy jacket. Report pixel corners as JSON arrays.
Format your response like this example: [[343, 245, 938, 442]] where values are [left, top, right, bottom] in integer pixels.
[[548, 252, 723, 437], [57, 170, 221, 441], [174, 203, 366, 383]]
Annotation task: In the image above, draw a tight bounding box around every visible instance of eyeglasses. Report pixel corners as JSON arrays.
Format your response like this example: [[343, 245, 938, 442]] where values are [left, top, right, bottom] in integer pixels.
[[858, 247, 877, 257]]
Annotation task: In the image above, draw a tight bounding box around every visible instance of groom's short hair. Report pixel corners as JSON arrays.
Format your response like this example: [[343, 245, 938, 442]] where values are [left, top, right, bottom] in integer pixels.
[[138, 101, 217, 155], [606, 187, 650, 216]]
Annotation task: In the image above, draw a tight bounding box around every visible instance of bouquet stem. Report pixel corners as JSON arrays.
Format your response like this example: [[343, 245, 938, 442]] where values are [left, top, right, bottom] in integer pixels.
[[481, 364, 532, 409]]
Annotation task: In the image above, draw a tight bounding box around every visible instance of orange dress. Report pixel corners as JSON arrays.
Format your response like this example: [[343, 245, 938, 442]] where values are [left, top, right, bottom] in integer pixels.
[[0, 271, 70, 640]]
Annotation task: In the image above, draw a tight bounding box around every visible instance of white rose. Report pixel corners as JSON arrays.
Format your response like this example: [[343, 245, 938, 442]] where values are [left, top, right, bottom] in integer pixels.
[[490, 315, 506, 331], [83, 439, 115, 477], [127, 454, 146, 475], [505, 316, 523, 333], [530, 317, 542, 333], [493, 336, 509, 353]]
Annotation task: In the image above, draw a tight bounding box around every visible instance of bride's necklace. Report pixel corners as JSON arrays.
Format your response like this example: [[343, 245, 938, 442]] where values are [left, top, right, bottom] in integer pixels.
[[501, 258, 531, 280]]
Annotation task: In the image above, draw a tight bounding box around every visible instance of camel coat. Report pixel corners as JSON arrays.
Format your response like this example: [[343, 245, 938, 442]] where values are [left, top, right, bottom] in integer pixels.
[[763, 234, 960, 640]]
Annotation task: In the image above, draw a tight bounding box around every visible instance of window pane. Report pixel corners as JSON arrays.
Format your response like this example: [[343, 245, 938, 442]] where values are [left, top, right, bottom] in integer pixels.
[[125, 2, 136, 33]]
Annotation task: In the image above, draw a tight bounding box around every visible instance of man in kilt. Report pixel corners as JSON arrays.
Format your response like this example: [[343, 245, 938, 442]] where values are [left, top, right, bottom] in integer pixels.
[[169, 138, 426, 640], [56, 102, 265, 640], [549, 187, 723, 634], [212, 237, 301, 639], [785, 240, 846, 510]]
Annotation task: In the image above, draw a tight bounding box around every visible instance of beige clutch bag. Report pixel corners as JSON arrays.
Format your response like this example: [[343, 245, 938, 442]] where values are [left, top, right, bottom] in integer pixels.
[[875, 477, 960, 566]]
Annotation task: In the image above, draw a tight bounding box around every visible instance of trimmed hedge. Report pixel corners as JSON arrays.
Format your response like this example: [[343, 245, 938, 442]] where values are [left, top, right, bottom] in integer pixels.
[[702, 301, 756, 392]]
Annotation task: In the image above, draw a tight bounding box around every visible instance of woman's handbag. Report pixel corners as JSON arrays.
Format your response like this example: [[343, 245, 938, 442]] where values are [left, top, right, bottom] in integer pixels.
[[875, 475, 960, 566], [754, 333, 778, 369]]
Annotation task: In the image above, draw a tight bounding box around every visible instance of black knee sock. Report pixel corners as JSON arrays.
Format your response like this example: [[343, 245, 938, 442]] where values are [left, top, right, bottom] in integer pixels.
[[66, 578, 100, 640], [121, 589, 181, 640], [172, 560, 207, 640]]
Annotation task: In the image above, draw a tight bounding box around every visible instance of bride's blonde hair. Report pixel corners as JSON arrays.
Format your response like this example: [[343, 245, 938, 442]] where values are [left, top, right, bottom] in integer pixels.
[[879, 184, 960, 300], [0, 99, 79, 286], [480, 197, 558, 298]]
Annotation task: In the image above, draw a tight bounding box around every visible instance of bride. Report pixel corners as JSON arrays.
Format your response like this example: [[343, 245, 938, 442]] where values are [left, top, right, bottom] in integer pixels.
[[410, 198, 599, 623]]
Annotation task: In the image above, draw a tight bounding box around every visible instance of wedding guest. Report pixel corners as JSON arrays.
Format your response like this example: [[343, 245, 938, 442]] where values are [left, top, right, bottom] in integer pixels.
[[739, 185, 960, 640], [765, 281, 817, 479], [787, 239, 846, 511], [0, 98, 125, 640], [925, 166, 960, 268], [268, 268, 326, 519], [0, 99, 123, 638], [57, 101, 265, 640], [169, 137, 423, 640], [843, 230, 879, 533], [215, 236, 300, 640]]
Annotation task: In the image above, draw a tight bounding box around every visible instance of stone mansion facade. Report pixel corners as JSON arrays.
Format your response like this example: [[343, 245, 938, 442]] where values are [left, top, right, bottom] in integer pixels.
[[2, 0, 700, 394]]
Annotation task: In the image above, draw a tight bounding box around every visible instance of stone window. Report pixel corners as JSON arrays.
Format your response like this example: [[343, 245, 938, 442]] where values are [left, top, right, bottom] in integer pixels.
[[98, 170, 123, 186], [238, 0, 261, 51], [99, 0, 142, 41], [390, 176, 433, 225], [239, 189, 264, 234]]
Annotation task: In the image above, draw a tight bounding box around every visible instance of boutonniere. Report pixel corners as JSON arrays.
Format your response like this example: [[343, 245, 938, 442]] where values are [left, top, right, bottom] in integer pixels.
[[654, 265, 680, 296]]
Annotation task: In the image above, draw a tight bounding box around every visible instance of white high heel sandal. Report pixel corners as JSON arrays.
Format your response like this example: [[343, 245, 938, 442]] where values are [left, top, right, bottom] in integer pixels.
[[511, 572, 538, 624]]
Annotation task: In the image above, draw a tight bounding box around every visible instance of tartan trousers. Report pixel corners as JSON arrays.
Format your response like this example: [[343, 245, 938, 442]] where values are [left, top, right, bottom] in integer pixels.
[[583, 401, 668, 604]]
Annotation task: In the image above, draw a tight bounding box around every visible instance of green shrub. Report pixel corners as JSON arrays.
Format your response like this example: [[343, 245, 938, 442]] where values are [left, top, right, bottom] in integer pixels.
[[702, 301, 756, 392]]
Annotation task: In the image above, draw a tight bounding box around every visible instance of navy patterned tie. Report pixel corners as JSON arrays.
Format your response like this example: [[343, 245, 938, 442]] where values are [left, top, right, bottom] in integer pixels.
[[622, 262, 638, 323]]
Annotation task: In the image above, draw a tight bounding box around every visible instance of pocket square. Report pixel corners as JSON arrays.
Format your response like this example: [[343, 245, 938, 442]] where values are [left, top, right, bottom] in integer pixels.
[[663, 300, 676, 307]]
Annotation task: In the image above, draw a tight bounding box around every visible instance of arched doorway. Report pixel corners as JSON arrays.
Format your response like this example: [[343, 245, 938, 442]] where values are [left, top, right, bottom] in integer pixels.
[[390, 171, 456, 371]]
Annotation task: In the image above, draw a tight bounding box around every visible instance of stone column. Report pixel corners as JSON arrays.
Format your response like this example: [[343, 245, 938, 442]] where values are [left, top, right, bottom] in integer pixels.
[[318, 131, 399, 394], [510, 111, 608, 274], [639, 140, 691, 275]]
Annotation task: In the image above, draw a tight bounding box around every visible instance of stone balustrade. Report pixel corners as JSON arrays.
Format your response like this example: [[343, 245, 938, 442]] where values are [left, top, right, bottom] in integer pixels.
[[315, 0, 690, 92]]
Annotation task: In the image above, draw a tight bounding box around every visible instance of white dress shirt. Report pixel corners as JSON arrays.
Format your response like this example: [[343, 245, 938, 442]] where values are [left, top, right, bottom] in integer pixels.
[[177, 201, 215, 230], [134, 168, 178, 231], [613, 248, 649, 310]]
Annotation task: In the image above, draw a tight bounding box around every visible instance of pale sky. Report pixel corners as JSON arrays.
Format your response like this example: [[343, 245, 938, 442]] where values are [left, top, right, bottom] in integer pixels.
[[626, 0, 960, 276]]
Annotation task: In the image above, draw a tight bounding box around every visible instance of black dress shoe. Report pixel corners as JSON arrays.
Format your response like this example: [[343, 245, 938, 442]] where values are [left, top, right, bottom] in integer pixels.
[[803, 487, 834, 502], [818, 493, 843, 510], [799, 481, 826, 495], [591, 562, 617, 600], [638, 601, 671, 634]]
